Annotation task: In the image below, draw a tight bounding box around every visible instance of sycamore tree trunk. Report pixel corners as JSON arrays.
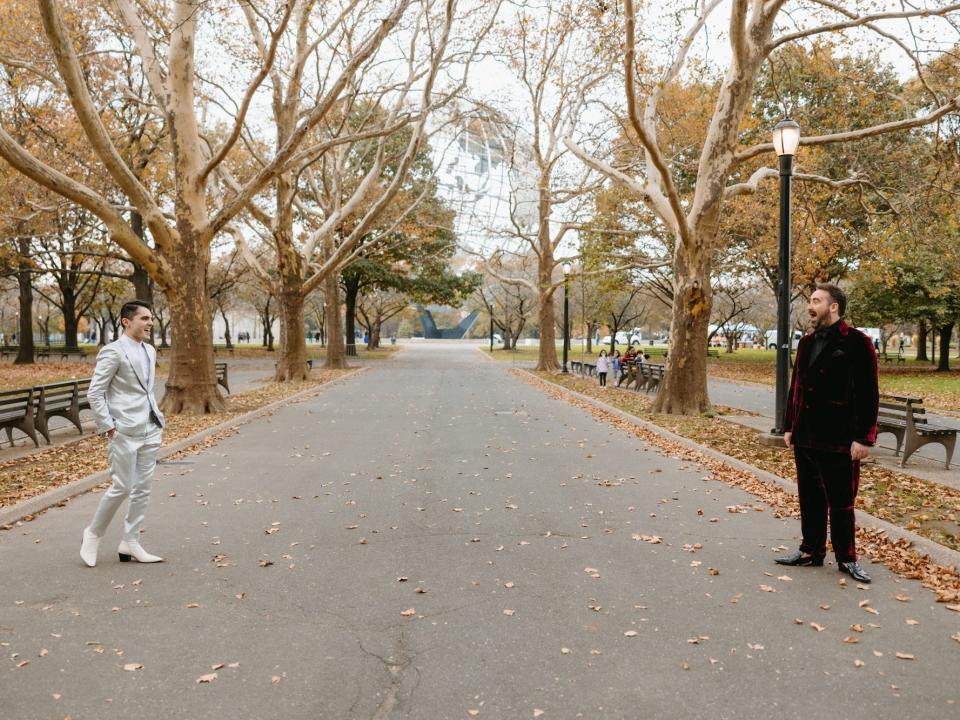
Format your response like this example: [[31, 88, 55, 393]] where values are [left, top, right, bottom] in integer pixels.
[[276, 287, 309, 381], [653, 238, 712, 414], [323, 264, 346, 369], [368, 317, 382, 349], [15, 236, 34, 364], [159, 233, 224, 414]]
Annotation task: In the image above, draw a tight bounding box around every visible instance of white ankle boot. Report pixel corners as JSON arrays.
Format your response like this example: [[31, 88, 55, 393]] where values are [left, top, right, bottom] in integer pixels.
[[118, 540, 164, 563], [80, 528, 100, 567]]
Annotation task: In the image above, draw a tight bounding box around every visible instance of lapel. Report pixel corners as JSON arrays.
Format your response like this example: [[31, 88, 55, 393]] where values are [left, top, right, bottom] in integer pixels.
[[117, 338, 149, 393], [806, 321, 847, 376], [146, 344, 156, 392]]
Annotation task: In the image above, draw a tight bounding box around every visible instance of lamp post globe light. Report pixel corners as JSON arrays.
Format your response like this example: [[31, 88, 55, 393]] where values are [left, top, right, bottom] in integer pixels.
[[772, 118, 800, 437], [561, 262, 572, 373]]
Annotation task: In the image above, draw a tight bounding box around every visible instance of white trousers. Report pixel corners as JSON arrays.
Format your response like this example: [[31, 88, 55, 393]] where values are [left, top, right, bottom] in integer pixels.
[[88, 427, 163, 542]]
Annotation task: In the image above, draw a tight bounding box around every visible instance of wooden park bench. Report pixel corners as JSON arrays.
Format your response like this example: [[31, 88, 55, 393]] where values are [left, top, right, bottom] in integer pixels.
[[581, 362, 596, 377], [215, 362, 230, 394], [570, 360, 582, 374], [34, 379, 91, 443], [636, 363, 666, 394], [882, 352, 906, 364], [0, 387, 40, 448], [877, 393, 957, 469], [617, 362, 637, 388], [58, 348, 88, 362]]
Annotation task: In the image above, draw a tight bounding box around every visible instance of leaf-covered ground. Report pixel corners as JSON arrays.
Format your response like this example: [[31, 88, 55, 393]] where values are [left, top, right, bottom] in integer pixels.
[[521, 370, 960, 604], [0, 370, 352, 510], [0, 362, 97, 390]]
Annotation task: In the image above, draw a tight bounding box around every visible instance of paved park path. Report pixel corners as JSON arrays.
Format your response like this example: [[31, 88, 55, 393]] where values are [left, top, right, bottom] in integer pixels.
[[1, 344, 958, 719]]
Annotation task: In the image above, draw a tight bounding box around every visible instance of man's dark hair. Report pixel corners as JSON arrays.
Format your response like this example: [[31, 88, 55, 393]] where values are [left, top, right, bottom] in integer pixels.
[[816, 283, 847, 317], [120, 299, 152, 324]]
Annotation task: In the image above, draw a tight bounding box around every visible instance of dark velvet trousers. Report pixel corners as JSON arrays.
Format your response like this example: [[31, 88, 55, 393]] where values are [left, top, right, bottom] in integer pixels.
[[794, 447, 860, 563]]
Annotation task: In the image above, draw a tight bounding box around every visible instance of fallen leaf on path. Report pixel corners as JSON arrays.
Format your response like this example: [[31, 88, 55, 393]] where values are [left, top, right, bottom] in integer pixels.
[[854, 659, 865, 668], [271, 676, 282, 684], [895, 652, 915, 660], [258, 560, 274, 567], [400, 608, 416, 617], [503, 609, 515, 616], [810, 622, 826, 632], [122, 663, 143, 672], [843, 636, 859, 644], [624, 630, 638, 637], [894, 594, 911, 602], [196, 672, 218, 684]]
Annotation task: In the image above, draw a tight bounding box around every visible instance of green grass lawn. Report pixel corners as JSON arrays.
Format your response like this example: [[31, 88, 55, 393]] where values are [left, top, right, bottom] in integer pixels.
[[485, 342, 960, 410]]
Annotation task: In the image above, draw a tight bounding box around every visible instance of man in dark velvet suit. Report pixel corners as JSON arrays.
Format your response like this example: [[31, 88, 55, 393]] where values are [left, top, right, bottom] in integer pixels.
[[775, 284, 879, 583]]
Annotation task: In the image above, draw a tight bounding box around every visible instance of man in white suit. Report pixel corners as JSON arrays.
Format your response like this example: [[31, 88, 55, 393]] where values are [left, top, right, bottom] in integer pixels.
[[80, 300, 166, 566]]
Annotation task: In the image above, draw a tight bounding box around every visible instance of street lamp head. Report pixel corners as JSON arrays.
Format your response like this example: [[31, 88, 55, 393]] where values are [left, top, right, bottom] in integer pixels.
[[562, 262, 572, 276], [772, 118, 801, 157]]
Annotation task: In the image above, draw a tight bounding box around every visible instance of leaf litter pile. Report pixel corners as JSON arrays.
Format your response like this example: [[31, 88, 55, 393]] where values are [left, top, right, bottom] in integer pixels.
[[0, 369, 351, 512], [517, 369, 960, 604]]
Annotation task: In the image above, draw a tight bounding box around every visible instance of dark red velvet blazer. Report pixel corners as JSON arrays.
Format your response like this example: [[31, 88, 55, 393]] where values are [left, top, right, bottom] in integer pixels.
[[783, 320, 879, 454]]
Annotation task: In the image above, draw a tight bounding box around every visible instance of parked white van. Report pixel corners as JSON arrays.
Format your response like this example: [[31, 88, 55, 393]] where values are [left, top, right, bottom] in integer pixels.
[[766, 329, 803, 350]]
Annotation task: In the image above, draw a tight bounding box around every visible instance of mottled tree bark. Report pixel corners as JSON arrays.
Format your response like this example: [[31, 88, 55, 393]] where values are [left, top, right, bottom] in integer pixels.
[[652, 238, 712, 414], [323, 264, 346, 369], [159, 229, 224, 414]]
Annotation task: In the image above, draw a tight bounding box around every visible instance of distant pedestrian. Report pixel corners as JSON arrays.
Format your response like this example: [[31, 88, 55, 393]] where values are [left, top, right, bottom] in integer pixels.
[[776, 284, 878, 583], [596, 350, 609, 387], [898, 337, 905, 357], [611, 350, 621, 386]]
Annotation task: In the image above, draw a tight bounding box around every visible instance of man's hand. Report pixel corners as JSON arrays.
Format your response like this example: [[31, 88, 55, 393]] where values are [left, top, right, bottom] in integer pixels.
[[783, 431, 792, 448], [102, 428, 116, 440], [850, 441, 870, 461]]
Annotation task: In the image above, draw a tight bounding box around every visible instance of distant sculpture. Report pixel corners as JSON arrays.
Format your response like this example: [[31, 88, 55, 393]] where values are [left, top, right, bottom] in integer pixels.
[[417, 306, 480, 339]]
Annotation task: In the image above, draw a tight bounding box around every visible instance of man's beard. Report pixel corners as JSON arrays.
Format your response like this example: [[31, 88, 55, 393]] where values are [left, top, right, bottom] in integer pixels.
[[809, 311, 830, 330]]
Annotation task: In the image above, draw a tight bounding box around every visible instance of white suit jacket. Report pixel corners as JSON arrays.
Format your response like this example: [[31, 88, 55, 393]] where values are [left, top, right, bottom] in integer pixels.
[[87, 339, 165, 436]]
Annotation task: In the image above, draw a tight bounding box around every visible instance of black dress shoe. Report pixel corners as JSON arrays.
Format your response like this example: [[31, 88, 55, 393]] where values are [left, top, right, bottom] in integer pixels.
[[774, 551, 825, 567], [838, 560, 871, 583]]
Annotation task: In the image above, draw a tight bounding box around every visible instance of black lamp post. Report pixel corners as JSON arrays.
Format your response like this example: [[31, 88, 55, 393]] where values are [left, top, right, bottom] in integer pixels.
[[561, 262, 572, 373], [489, 315, 494, 352], [771, 118, 801, 435]]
